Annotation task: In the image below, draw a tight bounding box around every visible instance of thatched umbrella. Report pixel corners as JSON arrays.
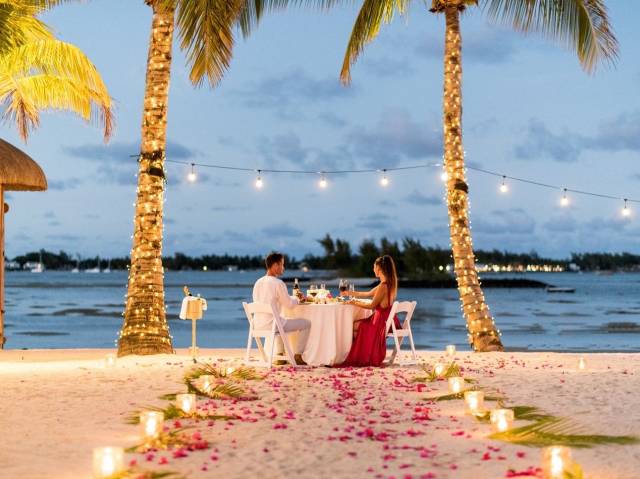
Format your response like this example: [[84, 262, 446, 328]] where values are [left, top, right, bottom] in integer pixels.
[[0, 138, 47, 348]]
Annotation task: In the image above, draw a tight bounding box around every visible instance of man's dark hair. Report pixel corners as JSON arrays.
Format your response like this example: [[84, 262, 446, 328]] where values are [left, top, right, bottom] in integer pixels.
[[265, 252, 284, 269]]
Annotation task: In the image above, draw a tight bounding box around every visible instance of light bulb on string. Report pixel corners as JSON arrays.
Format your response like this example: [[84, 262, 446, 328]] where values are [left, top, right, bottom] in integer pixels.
[[560, 188, 569, 207], [380, 169, 389, 187], [441, 171, 448, 182], [499, 176, 508, 194], [255, 170, 263, 189], [622, 199, 631, 217], [187, 163, 197, 182], [318, 173, 328, 189]]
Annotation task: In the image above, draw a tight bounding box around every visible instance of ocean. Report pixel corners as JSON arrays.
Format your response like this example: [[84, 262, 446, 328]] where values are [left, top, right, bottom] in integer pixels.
[[3, 270, 640, 352]]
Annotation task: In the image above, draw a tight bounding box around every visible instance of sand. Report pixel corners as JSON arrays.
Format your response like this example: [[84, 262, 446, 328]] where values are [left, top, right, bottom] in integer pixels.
[[1, 349, 639, 479]]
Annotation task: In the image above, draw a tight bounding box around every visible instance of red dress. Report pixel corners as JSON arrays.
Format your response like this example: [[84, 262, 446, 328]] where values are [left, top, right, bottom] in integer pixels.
[[338, 285, 400, 367]]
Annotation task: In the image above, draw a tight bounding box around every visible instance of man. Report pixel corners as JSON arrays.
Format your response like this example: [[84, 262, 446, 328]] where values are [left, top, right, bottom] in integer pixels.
[[252, 252, 309, 363]]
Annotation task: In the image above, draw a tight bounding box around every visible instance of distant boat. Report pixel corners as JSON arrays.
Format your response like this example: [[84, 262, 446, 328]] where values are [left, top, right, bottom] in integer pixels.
[[71, 258, 80, 273], [546, 286, 576, 293], [85, 256, 100, 274], [103, 259, 111, 274], [28, 251, 44, 273]]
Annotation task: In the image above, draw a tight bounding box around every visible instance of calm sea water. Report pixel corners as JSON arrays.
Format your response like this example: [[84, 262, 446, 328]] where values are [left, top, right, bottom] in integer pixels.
[[3, 270, 640, 352]]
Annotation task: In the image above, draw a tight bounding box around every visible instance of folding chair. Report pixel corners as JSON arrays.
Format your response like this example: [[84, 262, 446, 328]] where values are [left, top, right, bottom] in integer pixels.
[[385, 300, 418, 365], [242, 302, 309, 368]]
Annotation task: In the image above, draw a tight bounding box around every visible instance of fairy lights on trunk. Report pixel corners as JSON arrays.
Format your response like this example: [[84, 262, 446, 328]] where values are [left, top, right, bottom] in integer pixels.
[[118, 2, 174, 356], [441, 2, 503, 352]]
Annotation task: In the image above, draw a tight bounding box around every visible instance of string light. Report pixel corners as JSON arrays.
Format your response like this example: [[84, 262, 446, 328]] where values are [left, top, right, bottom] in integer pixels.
[[187, 163, 197, 182], [380, 169, 389, 187], [622, 199, 631, 217], [318, 173, 328, 189], [499, 176, 508, 193], [156, 159, 639, 216]]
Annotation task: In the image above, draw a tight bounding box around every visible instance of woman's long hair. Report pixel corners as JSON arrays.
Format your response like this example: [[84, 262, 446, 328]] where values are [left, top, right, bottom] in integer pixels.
[[374, 255, 398, 299]]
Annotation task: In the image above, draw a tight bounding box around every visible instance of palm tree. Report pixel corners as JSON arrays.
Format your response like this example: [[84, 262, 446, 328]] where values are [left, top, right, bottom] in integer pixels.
[[340, 0, 618, 352], [118, 0, 263, 356], [0, 0, 113, 140]]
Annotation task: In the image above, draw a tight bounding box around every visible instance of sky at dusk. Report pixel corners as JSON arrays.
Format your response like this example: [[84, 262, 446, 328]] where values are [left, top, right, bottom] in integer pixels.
[[3, 1, 640, 260]]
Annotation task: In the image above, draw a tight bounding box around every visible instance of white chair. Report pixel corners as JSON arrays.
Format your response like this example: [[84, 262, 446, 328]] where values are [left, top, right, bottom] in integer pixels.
[[385, 300, 418, 365], [242, 302, 309, 368]]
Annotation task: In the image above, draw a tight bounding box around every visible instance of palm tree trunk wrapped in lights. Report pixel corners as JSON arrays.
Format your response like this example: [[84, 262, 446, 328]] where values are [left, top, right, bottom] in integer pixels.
[[439, 1, 503, 352], [118, 1, 175, 356]]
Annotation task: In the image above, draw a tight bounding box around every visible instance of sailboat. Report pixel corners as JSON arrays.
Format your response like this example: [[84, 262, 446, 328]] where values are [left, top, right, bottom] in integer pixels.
[[85, 256, 101, 274], [71, 257, 80, 273], [29, 251, 44, 273], [103, 259, 111, 274]]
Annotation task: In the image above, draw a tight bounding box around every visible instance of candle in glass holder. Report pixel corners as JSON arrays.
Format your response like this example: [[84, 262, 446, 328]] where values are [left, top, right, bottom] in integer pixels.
[[200, 374, 215, 393], [464, 391, 485, 415], [542, 446, 572, 479], [448, 376, 465, 394], [490, 409, 514, 432], [176, 393, 196, 414], [226, 366, 236, 376], [140, 411, 164, 441], [445, 345, 456, 357], [577, 356, 586, 370], [104, 353, 116, 368], [433, 362, 446, 377], [92, 447, 124, 478]]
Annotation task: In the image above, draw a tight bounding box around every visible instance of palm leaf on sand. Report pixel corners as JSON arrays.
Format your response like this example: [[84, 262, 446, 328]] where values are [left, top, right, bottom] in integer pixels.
[[412, 362, 466, 383], [126, 403, 234, 424]]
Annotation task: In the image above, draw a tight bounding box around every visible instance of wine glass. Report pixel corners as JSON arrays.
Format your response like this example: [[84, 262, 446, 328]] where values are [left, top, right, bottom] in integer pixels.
[[309, 284, 318, 300], [339, 279, 347, 301], [349, 284, 355, 300]]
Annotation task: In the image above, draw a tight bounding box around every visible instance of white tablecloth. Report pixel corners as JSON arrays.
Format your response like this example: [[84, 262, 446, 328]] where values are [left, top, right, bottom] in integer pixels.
[[283, 303, 370, 366]]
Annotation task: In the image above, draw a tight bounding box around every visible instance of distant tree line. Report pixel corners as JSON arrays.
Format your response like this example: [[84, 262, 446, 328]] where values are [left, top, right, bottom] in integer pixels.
[[8, 237, 640, 276]]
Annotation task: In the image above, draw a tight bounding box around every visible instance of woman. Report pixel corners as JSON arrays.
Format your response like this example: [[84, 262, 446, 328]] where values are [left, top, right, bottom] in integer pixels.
[[338, 255, 400, 367]]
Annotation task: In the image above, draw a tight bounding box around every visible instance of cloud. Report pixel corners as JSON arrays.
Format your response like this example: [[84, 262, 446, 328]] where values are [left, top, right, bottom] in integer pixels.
[[404, 190, 441, 206], [261, 223, 304, 238], [543, 213, 578, 233], [363, 57, 415, 77], [63, 140, 198, 162], [415, 31, 517, 64], [356, 213, 392, 230], [48, 178, 83, 191], [514, 110, 640, 163], [43, 211, 56, 219], [473, 208, 536, 235], [234, 69, 355, 118], [583, 110, 640, 152], [317, 112, 348, 129], [514, 119, 581, 162], [46, 234, 81, 241], [258, 132, 309, 165], [344, 108, 441, 168]]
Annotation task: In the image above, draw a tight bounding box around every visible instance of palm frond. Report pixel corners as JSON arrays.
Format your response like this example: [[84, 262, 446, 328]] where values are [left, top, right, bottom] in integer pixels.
[[0, 39, 113, 140], [427, 391, 504, 402], [108, 467, 186, 479], [185, 363, 264, 381], [412, 362, 461, 382], [185, 377, 250, 399], [484, 0, 618, 73], [126, 403, 235, 424], [173, 0, 246, 88], [237, 1, 349, 38], [489, 417, 640, 448], [340, 0, 409, 84]]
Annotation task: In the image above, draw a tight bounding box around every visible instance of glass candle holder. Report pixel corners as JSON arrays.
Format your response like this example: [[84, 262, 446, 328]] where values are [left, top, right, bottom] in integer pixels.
[[92, 447, 124, 478], [577, 357, 586, 370], [226, 366, 236, 376], [176, 393, 196, 414], [464, 390, 485, 415], [433, 362, 446, 377], [140, 411, 164, 441], [542, 446, 572, 479], [445, 345, 456, 357], [490, 409, 514, 432], [200, 374, 215, 393], [448, 376, 465, 394], [104, 353, 116, 368]]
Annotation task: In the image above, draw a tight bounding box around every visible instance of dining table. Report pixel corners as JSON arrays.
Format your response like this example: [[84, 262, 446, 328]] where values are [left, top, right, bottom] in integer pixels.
[[282, 300, 371, 367]]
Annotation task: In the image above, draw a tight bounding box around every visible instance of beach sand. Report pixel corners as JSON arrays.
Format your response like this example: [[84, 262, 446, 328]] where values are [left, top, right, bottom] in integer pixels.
[[1, 349, 638, 479]]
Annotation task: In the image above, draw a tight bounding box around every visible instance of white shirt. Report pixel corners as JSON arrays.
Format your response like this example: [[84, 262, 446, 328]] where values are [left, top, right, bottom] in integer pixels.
[[252, 275, 299, 329]]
